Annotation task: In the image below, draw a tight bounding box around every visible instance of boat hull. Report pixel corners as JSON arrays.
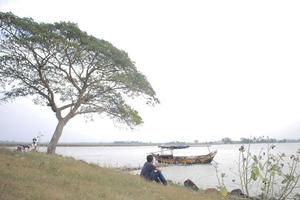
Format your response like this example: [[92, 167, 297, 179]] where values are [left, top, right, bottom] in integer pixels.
[[152, 151, 217, 165]]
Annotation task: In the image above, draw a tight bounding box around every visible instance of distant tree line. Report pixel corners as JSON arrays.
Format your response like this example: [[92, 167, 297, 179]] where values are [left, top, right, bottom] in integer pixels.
[[220, 137, 300, 144], [1, 137, 300, 147]]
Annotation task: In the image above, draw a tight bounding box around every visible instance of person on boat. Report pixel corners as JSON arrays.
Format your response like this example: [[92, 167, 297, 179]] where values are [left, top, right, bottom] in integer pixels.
[[140, 154, 167, 185]]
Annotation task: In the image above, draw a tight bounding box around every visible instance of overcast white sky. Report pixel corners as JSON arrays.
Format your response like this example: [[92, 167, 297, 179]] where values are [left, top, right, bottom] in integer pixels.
[[1, 0, 300, 143]]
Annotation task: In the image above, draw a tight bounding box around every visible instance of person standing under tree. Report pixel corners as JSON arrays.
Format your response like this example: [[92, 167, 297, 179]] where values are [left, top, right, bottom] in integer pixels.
[[32, 137, 37, 150], [140, 155, 167, 185]]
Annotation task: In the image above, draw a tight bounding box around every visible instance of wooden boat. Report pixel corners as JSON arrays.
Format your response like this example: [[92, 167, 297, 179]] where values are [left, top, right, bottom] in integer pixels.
[[152, 145, 217, 165]]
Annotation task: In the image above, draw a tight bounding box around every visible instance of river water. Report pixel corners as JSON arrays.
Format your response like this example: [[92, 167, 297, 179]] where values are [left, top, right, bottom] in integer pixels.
[[37, 143, 299, 194]]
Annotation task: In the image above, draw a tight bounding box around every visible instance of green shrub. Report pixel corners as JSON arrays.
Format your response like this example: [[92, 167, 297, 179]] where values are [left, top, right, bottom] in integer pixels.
[[216, 142, 300, 199]]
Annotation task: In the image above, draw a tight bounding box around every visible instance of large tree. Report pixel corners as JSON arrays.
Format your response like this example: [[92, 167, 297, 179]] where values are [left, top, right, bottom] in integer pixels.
[[0, 12, 159, 154]]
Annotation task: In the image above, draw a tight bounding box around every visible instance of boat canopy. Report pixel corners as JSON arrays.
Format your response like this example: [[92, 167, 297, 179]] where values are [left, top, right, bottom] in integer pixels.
[[158, 145, 189, 150]]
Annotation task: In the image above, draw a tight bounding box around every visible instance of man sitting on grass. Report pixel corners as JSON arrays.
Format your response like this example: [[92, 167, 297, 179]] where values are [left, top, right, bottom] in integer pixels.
[[140, 154, 167, 185]]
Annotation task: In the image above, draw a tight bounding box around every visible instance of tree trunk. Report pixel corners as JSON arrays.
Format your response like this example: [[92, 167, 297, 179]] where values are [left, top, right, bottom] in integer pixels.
[[47, 119, 68, 154]]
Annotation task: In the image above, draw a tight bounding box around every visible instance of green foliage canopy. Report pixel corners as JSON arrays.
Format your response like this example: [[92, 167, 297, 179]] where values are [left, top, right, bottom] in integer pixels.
[[0, 12, 158, 128]]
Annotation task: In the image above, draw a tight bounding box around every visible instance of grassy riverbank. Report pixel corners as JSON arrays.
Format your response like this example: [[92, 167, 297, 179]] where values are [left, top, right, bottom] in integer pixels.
[[0, 148, 222, 200]]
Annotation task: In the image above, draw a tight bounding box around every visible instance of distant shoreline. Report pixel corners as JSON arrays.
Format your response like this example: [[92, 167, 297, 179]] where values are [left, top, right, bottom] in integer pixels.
[[1, 141, 300, 147], [0, 143, 211, 147]]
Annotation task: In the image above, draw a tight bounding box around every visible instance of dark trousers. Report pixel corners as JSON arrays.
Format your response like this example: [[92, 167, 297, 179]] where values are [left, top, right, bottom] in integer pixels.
[[150, 170, 167, 185]]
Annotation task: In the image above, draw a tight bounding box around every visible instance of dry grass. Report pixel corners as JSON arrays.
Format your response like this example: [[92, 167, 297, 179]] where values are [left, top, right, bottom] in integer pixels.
[[0, 148, 222, 200]]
